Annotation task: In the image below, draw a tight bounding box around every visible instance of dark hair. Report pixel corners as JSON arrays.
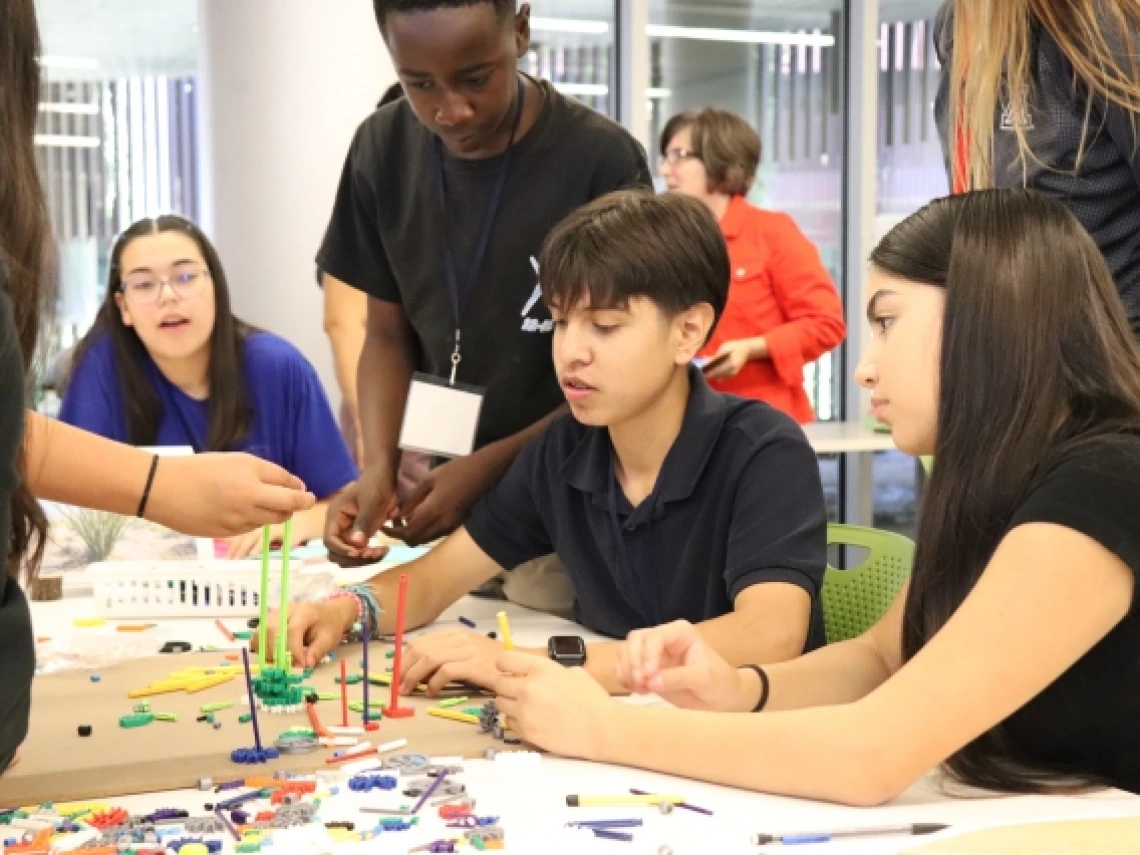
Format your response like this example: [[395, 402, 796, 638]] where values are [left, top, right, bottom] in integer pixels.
[[538, 189, 729, 338], [377, 82, 405, 109], [660, 108, 761, 196], [69, 215, 255, 451], [373, 0, 514, 31], [0, 0, 49, 579], [872, 188, 1140, 793]]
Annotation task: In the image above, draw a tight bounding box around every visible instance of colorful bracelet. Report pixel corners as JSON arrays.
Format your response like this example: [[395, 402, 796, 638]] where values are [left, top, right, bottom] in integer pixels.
[[346, 584, 382, 635], [329, 590, 363, 641]]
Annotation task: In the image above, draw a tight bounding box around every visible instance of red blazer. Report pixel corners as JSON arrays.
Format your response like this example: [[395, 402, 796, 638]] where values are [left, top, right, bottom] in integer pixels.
[[700, 195, 846, 423]]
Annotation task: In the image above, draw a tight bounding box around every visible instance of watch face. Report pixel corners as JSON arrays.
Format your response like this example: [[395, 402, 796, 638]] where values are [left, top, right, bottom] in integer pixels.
[[551, 636, 585, 658]]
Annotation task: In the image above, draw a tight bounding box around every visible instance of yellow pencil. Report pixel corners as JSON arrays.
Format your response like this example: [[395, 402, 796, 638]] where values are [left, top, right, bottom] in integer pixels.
[[496, 610, 514, 651], [428, 707, 480, 725], [566, 794, 687, 807]]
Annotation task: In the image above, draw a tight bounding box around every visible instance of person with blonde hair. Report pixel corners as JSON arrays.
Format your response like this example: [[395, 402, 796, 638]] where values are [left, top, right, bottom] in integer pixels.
[[936, 0, 1140, 334]]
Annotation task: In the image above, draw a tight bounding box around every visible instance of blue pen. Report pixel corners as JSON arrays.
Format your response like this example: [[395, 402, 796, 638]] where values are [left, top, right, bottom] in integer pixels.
[[458, 616, 476, 629], [752, 823, 948, 846], [592, 829, 635, 842], [566, 819, 644, 829]]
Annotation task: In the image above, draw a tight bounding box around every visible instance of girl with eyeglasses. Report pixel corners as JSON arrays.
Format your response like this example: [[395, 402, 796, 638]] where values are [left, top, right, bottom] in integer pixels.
[[60, 216, 358, 558]]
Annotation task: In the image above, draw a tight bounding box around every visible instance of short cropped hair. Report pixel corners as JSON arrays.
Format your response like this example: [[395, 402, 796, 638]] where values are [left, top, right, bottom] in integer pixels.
[[373, 0, 514, 31], [538, 190, 729, 339], [377, 82, 404, 109], [660, 108, 762, 197]]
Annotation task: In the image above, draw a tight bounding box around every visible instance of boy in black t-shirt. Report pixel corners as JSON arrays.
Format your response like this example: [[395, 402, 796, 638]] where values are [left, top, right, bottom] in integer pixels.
[[270, 191, 827, 695], [318, 0, 653, 567]]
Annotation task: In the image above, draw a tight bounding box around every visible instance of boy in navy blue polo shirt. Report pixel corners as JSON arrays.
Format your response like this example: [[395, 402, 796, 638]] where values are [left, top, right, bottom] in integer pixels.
[[271, 191, 828, 693]]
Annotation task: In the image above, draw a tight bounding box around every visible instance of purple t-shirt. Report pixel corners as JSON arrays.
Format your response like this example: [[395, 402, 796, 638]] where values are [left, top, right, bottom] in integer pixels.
[[59, 331, 358, 499]]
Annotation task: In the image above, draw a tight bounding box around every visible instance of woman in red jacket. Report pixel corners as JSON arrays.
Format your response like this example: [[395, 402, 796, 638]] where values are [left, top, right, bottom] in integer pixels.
[[659, 108, 846, 423]]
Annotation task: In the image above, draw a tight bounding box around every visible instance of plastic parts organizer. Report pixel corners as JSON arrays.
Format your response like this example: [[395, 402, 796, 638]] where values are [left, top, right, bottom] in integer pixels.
[[87, 561, 331, 618]]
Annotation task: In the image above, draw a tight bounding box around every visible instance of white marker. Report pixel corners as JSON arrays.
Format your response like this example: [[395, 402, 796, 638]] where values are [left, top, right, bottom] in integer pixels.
[[379, 738, 409, 754]]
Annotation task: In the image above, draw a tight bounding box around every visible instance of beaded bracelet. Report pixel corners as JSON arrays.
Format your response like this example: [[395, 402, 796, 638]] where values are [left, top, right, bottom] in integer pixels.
[[329, 590, 364, 642], [346, 584, 382, 635]]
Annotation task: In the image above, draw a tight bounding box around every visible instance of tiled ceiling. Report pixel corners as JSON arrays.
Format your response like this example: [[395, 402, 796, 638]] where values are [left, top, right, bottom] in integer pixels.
[[33, 0, 943, 81]]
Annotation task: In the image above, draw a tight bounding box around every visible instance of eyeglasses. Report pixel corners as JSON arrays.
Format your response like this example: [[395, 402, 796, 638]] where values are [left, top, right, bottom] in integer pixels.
[[120, 265, 210, 305], [659, 147, 701, 167]]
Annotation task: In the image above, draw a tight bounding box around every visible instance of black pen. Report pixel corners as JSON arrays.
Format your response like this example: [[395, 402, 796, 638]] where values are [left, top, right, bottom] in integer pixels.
[[752, 822, 949, 846]]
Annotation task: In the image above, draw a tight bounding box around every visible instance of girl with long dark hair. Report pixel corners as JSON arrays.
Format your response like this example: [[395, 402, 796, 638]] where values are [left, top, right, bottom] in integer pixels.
[[492, 189, 1140, 802], [61, 216, 357, 557]]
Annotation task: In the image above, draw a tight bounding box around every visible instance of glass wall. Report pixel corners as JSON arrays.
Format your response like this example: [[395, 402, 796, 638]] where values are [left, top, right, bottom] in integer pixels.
[[877, 2, 947, 220], [33, 0, 201, 404], [647, 0, 846, 421], [526, 1, 618, 117], [871, 0, 945, 537]]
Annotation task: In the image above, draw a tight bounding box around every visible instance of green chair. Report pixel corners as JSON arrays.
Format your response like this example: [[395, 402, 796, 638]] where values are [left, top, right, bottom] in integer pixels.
[[822, 524, 915, 644]]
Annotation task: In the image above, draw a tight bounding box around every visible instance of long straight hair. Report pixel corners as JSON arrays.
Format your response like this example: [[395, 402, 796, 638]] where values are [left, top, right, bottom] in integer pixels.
[[69, 216, 255, 451], [0, 0, 50, 579], [871, 189, 1140, 792], [951, 0, 1140, 190]]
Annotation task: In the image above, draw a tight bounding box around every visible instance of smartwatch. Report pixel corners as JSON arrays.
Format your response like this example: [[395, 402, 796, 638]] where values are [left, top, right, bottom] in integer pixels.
[[547, 635, 587, 667]]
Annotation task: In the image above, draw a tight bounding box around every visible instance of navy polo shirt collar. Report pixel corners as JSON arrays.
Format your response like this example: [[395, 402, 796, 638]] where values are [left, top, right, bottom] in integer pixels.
[[561, 366, 728, 516]]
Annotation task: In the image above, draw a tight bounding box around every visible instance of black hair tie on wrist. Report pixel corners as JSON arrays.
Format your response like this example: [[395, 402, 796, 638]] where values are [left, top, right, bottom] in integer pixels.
[[740, 664, 770, 712], [136, 454, 160, 518]]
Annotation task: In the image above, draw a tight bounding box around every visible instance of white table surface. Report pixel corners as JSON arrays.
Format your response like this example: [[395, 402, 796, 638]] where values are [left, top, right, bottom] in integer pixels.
[[23, 574, 1140, 854], [802, 421, 897, 455]]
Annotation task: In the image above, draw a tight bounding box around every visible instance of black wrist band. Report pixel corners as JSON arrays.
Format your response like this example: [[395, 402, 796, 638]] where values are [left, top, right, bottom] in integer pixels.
[[136, 454, 160, 518], [740, 664, 770, 713]]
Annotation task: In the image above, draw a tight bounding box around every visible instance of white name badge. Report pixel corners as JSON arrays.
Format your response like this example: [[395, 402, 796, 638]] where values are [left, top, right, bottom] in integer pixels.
[[398, 372, 486, 458]]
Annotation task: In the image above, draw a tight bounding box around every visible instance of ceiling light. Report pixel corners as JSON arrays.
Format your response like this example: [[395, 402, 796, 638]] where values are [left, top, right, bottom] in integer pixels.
[[529, 19, 834, 48], [530, 17, 610, 35], [553, 83, 673, 99], [38, 56, 100, 70], [646, 25, 834, 47], [39, 103, 100, 115], [34, 134, 101, 148]]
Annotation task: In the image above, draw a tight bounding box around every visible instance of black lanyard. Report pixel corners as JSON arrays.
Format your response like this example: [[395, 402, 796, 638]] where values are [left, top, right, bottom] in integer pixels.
[[435, 76, 525, 386], [607, 452, 661, 625]]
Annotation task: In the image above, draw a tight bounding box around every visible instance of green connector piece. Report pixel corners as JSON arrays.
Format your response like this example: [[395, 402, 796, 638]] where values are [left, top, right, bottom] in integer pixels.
[[348, 700, 385, 713], [152, 712, 178, 722], [278, 727, 316, 738], [239, 713, 253, 724], [200, 701, 233, 714], [334, 673, 363, 685], [462, 707, 483, 717], [385, 649, 395, 659], [119, 713, 154, 728], [133, 702, 151, 714], [438, 696, 468, 708], [316, 693, 339, 702], [233, 630, 254, 641]]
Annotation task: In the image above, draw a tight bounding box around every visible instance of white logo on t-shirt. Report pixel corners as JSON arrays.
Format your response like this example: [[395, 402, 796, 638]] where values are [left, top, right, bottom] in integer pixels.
[[1000, 90, 1034, 131], [521, 256, 553, 334]]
